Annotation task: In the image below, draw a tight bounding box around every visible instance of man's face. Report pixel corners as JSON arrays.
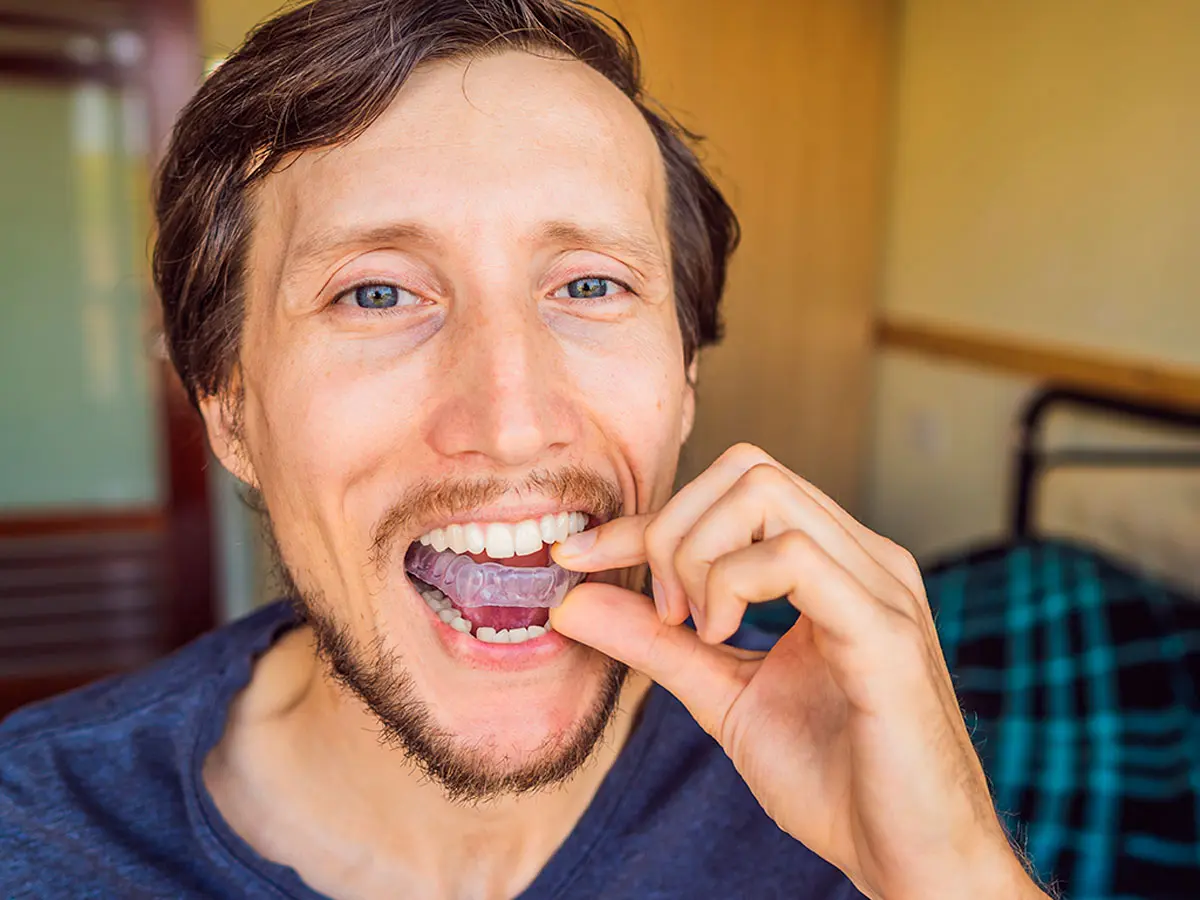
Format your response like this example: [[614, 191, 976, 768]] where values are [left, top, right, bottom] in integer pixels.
[[205, 51, 693, 795]]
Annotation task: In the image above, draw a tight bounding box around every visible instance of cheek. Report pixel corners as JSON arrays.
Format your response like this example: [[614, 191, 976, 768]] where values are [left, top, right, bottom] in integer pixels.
[[565, 326, 688, 508], [243, 335, 429, 553]]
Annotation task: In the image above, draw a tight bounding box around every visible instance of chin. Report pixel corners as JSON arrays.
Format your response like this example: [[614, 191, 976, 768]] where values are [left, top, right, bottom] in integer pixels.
[[304, 568, 628, 802], [409, 646, 624, 765]]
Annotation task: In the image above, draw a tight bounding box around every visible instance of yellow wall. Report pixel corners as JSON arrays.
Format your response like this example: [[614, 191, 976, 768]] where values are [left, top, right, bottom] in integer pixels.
[[593, 0, 894, 503], [200, 0, 286, 60], [867, 0, 1200, 581]]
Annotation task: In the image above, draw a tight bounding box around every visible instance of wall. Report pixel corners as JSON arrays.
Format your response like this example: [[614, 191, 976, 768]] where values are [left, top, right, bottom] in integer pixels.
[[199, 0, 281, 60], [868, 0, 1200, 584], [593, 0, 894, 506], [0, 81, 160, 511]]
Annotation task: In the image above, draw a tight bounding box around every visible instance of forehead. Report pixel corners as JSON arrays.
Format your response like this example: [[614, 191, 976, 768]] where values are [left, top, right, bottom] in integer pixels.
[[253, 50, 668, 273]]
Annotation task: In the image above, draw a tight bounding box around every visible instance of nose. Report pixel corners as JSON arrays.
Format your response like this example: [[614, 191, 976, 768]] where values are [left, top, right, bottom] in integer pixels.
[[425, 300, 577, 469]]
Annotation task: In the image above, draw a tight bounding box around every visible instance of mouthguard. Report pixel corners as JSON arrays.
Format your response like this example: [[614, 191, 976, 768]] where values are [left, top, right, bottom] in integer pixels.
[[405, 542, 584, 608]]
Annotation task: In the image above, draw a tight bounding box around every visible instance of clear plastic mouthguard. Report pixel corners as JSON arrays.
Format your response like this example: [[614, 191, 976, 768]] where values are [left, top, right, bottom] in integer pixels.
[[406, 542, 584, 608]]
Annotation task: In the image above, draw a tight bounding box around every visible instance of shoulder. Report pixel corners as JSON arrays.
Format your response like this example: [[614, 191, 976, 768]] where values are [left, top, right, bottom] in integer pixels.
[[0, 601, 295, 750], [0, 602, 297, 894]]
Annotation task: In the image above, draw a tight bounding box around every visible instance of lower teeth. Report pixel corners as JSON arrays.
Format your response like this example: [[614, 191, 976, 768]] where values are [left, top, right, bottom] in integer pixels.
[[418, 586, 550, 645]]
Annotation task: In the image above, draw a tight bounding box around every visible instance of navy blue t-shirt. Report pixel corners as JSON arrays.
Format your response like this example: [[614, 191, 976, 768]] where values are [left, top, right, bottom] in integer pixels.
[[0, 601, 862, 899]]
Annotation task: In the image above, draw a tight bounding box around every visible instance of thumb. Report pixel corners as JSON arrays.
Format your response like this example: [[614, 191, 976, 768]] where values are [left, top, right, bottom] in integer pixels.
[[550, 581, 749, 739]]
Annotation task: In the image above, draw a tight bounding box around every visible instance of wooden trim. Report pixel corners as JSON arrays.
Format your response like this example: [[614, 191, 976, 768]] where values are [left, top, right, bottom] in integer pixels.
[[0, 55, 124, 84], [0, 509, 165, 539], [136, 0, 218, 645], [877, 318, 1200, 410], [0, 12, 112, 34]]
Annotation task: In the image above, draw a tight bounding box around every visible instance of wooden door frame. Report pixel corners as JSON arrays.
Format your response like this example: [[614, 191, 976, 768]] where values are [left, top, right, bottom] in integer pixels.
[[0, 0, 217, 651], [137, 0, 217, 647]]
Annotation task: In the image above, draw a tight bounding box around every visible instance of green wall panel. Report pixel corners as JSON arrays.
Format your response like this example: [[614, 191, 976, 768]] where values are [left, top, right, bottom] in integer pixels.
[[0, 81, 161, 510]]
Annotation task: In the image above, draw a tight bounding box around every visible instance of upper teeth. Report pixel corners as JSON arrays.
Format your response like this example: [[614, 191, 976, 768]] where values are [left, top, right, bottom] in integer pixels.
[[417, 512, 588, 559]]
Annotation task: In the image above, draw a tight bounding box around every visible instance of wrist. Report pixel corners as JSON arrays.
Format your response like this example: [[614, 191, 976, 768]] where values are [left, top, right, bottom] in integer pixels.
[[970, 845, 1052, 900], [892, 841, 1049, 900]]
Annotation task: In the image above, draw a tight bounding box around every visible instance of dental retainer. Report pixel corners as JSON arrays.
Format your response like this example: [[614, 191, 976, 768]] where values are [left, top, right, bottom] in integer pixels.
[[406, 543, 584, 608]]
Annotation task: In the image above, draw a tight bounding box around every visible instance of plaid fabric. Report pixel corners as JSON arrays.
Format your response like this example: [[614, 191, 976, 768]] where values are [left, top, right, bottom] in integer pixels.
[[746, 538, 1200, 900], [925, 539, 1200, 900]]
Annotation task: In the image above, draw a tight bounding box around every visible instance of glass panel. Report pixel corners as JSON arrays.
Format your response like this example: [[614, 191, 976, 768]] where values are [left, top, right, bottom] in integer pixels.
[[0, 76, 161, 510]]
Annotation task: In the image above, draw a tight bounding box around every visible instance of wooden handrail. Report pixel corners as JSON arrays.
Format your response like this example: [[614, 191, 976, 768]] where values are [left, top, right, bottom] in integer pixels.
[[0, 509, 165, 539], [877, 318, 1200, 409]]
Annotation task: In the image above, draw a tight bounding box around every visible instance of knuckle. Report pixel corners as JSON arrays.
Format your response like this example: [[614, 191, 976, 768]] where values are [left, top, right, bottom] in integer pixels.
[[882, 538, 921, 576], [773, 529, 813, 563], [880, 606, 928, 655], [643, 518, 670, 564], [721, 442, 771, 468], [672, 539, 694, 577], [876, 537, 927, 597], [738, 461, 785, 492], [705, 554, 736, 597]]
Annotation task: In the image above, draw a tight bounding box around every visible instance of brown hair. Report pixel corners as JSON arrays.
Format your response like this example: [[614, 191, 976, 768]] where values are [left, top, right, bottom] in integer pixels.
[[153, 0, 739, 408]]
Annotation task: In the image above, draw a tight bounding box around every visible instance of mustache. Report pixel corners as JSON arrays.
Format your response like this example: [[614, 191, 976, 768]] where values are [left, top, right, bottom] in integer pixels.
[[369, 466, 624, 570]]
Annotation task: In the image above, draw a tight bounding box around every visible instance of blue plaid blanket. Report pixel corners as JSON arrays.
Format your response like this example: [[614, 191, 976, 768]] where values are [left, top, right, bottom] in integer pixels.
[[748, 538, 1200, 900]]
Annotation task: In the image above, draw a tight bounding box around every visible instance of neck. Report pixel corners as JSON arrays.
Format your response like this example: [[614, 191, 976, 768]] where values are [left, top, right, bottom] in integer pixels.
[[206, 624, 651, 900]]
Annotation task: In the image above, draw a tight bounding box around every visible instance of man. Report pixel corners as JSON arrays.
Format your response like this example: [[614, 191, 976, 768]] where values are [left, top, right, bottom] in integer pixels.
[[0, 2, 1052, 898]]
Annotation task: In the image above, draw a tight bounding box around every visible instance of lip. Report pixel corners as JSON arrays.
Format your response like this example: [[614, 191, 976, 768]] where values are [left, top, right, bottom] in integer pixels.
[[412, 580, 576, 671]]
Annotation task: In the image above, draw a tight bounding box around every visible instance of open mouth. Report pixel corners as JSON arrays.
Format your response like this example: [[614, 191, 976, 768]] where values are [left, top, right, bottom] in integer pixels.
[[405, 512, 591, 646]]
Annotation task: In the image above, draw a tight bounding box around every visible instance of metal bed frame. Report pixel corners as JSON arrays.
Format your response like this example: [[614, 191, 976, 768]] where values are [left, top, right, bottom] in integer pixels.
[[1010, 386, 1200, 539]]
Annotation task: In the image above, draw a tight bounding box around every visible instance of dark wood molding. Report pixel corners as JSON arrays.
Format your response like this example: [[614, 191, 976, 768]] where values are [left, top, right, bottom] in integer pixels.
[[877, 317, 1200, 410], [0, 11, 116, 33], [0, 0, 213, 718], [135, 0, 217, 647], [0, 509, 164, 539], [0, 55, 124, 84]]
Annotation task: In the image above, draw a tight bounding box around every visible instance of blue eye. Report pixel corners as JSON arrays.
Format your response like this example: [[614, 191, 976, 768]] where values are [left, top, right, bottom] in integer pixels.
[[337, 282, 423, 310], [554, 277, 628, 301], [356, 284, 400, 308], [568, 277, 609, 299]]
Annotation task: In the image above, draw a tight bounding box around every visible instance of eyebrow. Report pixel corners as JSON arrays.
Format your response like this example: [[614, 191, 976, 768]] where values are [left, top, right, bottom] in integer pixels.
[[285, 221, 440, 270], [535, 221, 668, 275], [284, 218, 668, 277]]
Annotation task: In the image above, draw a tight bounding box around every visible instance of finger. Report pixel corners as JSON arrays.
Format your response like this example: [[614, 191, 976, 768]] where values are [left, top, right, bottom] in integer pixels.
[[697, 530, 892, 645], [674, 463, 910, 636], [772, 469, 928, 603], [548, 581, 755, 740], [639, 443, 787, 625], [555, 443, 781, 624], [552, 513, 653, 572], [732, 530, 896, 647], [753, 531, 952, 720]]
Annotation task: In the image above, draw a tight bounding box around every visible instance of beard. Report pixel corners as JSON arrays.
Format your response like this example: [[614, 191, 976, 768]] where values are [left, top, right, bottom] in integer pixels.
[[259, 464, 631, 805], [296, 590, 629, 804], [261, 480, 633, 801]]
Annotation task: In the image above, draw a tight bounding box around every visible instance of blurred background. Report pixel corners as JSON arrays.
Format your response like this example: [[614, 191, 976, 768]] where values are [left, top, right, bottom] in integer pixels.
[[1, 1, 1198, 896]]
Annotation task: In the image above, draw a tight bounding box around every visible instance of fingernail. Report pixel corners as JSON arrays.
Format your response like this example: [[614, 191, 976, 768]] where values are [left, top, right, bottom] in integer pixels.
[[558, 528, 597, 557], [651, 577, 667, 621], [688, 599, 705, 635]]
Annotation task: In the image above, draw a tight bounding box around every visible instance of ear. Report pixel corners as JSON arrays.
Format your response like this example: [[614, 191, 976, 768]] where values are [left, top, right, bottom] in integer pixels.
[[680, 356, 699, 445], [197, 373, 259, 489]]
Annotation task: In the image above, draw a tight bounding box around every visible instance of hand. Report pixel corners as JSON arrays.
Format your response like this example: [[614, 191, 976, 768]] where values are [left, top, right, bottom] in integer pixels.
[[550, 444, 1049, 900]]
